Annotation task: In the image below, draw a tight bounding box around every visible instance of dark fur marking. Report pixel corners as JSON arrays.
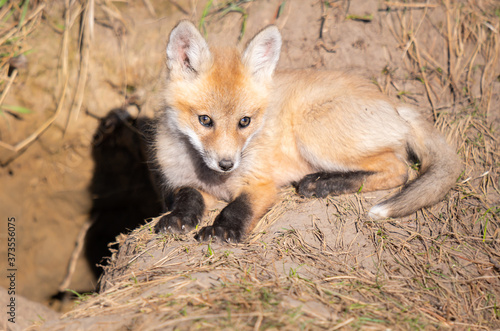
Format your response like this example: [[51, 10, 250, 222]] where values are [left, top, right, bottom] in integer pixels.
[[196, 193, 252, 243], [295, 171, 373, 198], [406, 144, 420, 168], [155, 187, 205, 234], [177, 134, 231, 186]]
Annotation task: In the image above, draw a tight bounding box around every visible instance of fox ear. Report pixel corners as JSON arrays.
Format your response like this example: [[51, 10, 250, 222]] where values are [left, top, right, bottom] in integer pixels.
[[242, 25, 282, 81], [166, 21, 211, 77]]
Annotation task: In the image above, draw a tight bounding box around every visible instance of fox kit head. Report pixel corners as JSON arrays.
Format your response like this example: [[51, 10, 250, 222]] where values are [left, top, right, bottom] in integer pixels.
[[163, 21, 282, 173]]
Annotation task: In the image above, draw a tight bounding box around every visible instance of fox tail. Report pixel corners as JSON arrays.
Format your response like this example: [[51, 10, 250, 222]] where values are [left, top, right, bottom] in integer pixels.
[[369, 107, 461, 219]]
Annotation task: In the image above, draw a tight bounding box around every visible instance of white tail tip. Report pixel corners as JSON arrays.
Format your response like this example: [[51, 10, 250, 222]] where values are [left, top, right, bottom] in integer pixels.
[[368, 204, 390, 220]]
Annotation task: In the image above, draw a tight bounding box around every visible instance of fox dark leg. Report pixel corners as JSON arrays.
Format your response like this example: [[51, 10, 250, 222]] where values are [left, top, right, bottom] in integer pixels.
[[155, 187, 205, 234], [295, 171, 373, 198], [196, 193, 251, 243], [196, 180, 278, 243]]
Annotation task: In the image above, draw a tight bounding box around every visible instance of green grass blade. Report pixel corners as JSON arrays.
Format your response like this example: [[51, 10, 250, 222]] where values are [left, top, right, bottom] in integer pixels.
[[277, 0, 287, 18], [18, 0, 30, 28], [199, 0, 213, 36], [0, 105, 32, 114]]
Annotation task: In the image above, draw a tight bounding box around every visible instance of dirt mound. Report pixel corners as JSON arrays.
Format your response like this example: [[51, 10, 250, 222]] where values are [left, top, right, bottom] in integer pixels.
[[41, 186, 500, 329], [0, 287, 60, 331]]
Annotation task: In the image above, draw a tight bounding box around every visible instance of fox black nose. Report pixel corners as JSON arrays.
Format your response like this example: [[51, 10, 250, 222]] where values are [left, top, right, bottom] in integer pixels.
[[218, 159, 234, 171]]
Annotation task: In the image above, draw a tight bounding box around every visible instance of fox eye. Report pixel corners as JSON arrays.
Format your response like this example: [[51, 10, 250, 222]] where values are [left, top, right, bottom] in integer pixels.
[[239, 116, 251, 128], [198, 115, 213, 127]]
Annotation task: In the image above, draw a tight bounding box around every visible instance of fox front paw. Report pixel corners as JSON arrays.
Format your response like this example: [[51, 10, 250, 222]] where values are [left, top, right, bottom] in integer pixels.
[[154, 212, 199, 234], [195, 226, 242, 243]]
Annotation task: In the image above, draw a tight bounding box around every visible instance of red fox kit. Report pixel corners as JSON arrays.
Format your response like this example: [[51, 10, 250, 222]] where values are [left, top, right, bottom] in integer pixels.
[[154, 21, 461, 242]]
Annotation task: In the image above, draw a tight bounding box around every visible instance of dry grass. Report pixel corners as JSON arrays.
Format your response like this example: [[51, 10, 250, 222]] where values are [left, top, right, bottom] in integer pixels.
[[20, 0, 500, 330], [0, 0, 121, 164], [0, 1, 46, 158], [0, 0, 69, 164]]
